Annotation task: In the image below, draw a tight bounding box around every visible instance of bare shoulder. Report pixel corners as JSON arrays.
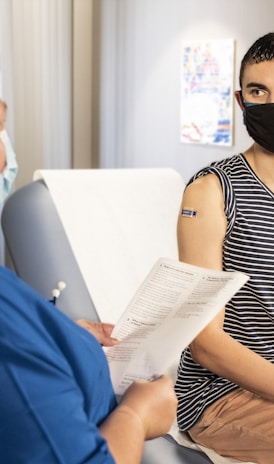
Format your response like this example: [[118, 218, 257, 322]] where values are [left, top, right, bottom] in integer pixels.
[[186, 173, 222, 192], [183, 173, 223, 207]]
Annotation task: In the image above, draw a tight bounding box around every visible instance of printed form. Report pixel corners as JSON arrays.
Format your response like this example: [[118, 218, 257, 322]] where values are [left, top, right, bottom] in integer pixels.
[[105, 258, 248, 395]]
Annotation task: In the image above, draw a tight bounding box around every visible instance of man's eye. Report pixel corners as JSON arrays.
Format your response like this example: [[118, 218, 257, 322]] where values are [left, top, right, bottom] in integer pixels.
[[251, 89, 264, 96]]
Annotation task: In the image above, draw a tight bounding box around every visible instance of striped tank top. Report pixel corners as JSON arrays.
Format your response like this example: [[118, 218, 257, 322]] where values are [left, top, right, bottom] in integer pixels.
[[175, 153, 274, 431]]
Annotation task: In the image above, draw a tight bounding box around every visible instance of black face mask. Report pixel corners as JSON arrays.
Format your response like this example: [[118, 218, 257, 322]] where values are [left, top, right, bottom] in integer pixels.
[[243, 101, 274, 153]]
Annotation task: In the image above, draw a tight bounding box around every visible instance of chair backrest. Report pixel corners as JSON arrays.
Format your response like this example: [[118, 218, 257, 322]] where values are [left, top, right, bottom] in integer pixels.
[[2, 179, 98, 320], [2, 168, 185, 323]]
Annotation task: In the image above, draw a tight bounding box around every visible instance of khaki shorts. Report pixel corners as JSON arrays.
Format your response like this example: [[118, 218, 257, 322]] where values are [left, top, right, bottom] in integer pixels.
[[188, 388, 274, 464]]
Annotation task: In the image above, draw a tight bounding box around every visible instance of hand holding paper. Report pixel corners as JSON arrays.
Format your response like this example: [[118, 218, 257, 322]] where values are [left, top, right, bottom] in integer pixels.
[[105, 258, 249, 395]]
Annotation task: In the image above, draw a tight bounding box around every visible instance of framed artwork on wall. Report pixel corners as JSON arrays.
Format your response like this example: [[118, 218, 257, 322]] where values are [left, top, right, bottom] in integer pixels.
[[180, 38, 235, 146]]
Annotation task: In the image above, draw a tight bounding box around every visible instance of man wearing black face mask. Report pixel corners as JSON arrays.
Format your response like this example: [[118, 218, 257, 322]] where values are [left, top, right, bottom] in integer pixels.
[[175, 32, 274, 464]]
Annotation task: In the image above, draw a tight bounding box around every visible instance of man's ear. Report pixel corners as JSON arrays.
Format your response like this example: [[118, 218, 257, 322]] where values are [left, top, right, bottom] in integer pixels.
[[234, 90, 244, 110]]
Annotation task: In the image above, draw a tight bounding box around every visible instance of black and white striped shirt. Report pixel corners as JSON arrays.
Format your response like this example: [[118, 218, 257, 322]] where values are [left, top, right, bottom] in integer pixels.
[[175, 153, 274, 431]]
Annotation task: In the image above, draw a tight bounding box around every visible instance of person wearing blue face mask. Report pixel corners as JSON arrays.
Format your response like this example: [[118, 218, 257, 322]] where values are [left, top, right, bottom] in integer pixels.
[[175, 32, 274, 464], [0, 99, 18, 203]]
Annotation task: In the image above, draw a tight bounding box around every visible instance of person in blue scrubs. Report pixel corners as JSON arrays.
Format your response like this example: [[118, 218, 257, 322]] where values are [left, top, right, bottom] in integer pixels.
[[0, 266, 177, 463]]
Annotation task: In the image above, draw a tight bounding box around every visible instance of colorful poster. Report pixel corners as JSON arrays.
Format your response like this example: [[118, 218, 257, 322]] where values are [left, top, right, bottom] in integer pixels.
[[180, 39, 234, 146]]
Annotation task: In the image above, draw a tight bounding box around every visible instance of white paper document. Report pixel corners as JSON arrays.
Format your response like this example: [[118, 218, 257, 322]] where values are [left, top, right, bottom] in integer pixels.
[[105, 257, 249, 395]]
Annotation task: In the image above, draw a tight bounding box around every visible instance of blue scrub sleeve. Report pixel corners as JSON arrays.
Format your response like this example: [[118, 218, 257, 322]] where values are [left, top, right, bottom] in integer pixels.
[[0, 267, 117, 464]]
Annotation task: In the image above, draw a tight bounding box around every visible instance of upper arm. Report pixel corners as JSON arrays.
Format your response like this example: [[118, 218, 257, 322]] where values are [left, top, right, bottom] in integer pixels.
[[177, 174, 227, 345], [0, 370, 115, 463], [177, 173, 227, 271]]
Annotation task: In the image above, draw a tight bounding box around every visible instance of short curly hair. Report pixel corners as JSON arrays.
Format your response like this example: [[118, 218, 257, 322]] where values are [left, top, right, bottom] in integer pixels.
[[239, 32, 274, 88]]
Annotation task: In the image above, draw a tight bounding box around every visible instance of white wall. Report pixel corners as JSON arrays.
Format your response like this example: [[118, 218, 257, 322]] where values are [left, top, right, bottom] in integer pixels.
[[12, 0, 72, 188], [0, 0, 97, 189], [1, 0, 274, 188], [99, 0, 274, 183]]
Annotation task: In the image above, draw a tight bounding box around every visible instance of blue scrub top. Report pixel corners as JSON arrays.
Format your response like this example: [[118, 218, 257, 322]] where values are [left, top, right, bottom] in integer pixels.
[[0, 267, 117, 463]]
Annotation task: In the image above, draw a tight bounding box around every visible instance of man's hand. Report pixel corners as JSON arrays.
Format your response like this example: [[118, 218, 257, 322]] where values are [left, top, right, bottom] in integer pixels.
[[75, 319, 119, 346]]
